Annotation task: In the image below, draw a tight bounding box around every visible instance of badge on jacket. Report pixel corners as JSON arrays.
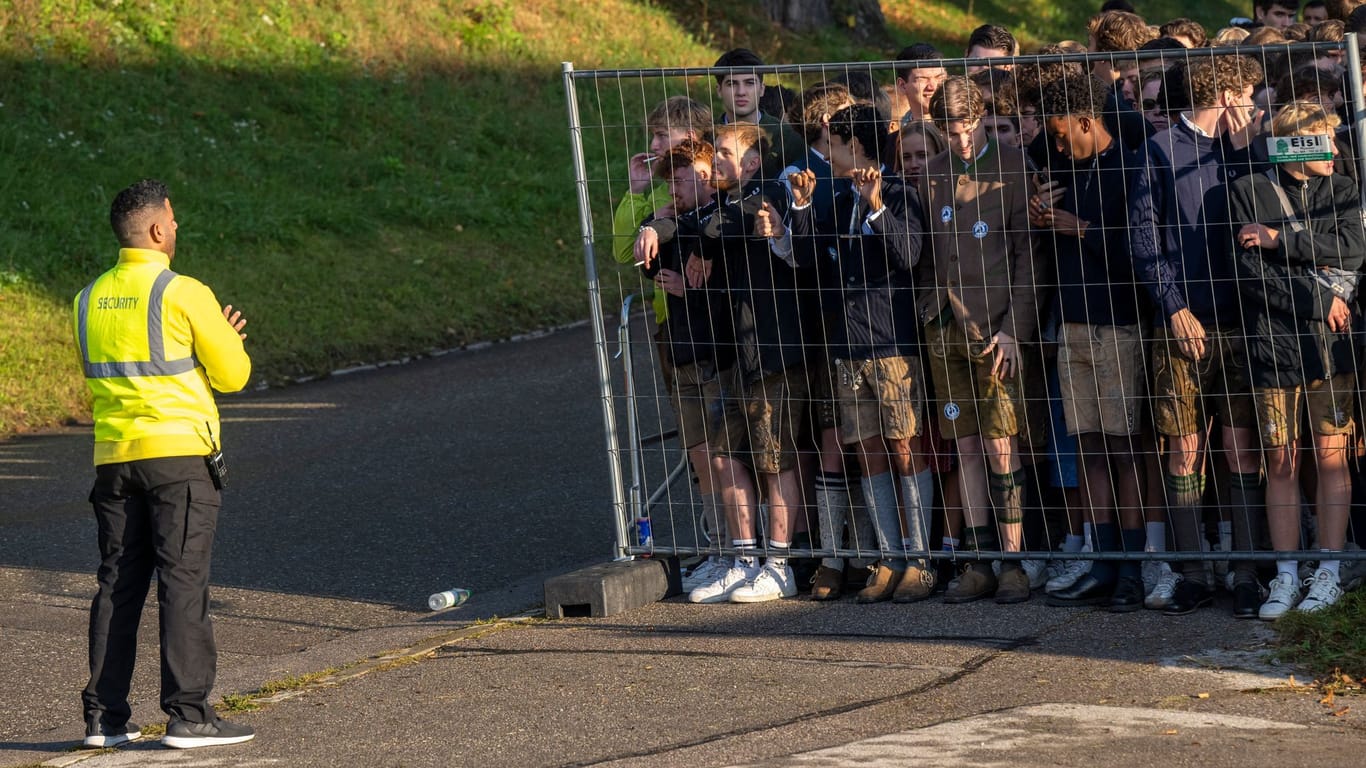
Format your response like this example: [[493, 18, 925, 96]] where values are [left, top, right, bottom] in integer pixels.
[[972, 221, 989, 238], [941, 205, 953, 224]]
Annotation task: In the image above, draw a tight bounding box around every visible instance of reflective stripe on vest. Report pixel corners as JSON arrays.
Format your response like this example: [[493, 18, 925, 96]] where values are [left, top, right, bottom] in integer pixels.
[[78, 269, 197, 379]]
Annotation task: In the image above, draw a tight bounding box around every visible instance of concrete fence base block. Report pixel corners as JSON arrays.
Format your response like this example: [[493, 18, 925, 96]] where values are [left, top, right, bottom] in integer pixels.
[[543, 557, 679, 619]]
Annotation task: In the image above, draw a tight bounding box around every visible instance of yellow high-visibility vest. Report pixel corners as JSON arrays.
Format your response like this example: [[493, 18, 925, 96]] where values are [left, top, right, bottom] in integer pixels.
[[74, 248, 251, 466]]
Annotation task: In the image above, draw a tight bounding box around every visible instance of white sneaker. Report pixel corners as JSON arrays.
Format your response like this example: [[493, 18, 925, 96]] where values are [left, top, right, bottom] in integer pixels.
[[1260, 573, 1303, 620], [681, 556, 731, 593], [688, 562, 756, 604], [1046, 556, 1093, 593], [1144, 565, 1181, 609], [1141, 557, 1162, 594], [729, 562, 797, 603], [1296, 568, 1343, 613]]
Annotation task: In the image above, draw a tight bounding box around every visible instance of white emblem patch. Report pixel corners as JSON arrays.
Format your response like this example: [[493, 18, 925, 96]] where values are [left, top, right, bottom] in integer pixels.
[[944, 402, 961, 421], [972, 220, 989, 239], [941, 205, 953, 224]]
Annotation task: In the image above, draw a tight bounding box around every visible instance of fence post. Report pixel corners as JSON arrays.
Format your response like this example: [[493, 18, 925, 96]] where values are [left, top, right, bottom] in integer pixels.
[[1347, 35, 1366, 202], [562, 62, 633, 560]]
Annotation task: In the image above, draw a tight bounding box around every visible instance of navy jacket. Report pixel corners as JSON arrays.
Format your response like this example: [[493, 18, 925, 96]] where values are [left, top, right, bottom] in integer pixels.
[[791, 172, 923, 359], [1054, 142, 1146, 327], [1129, 119, 1260, 330], [783, 148, 851, 340]]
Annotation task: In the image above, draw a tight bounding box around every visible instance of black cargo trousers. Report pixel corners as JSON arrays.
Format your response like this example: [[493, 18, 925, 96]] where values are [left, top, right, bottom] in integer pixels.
[[83, 455, 220, 727]]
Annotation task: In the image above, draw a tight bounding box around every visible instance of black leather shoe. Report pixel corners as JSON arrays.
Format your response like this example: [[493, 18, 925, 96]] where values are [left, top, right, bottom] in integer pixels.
[[1232, 581, 1261, 619], [1045, 574, 1114, 606], [1108, 576, 1145, 613], [1162, 580, 1214, 616]]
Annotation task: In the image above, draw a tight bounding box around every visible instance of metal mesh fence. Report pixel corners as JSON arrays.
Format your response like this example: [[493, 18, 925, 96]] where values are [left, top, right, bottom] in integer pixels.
[[563, 39, 1366, 607]]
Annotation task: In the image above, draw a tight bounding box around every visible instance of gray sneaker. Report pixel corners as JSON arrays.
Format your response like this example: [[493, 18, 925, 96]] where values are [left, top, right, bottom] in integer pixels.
[[162, 718, 255, 749], [1339, 543, 1366, 590]]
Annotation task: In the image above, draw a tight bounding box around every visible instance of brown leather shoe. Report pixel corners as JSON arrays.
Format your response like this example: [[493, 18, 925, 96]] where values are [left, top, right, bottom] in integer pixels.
[[995, 563, 1033, 604], [944, 563, 998, 604], [856, 564, 900, 603], [810, 565, 844, 601], [892, 565, 937, 603]]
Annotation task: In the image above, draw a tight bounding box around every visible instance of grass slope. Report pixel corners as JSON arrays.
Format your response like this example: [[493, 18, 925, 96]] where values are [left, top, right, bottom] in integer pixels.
[[0, 0, 1244, 434]]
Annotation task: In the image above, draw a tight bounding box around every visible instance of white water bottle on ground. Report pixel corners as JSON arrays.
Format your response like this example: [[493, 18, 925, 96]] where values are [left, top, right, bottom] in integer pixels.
[[428, 587, 471, 611]]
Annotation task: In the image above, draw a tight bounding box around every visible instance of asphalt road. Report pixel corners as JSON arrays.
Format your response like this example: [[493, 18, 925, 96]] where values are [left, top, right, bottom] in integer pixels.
[[0, 321, 617, 606], [0, 320, 630, 747], [5, 319, 1366, 768]]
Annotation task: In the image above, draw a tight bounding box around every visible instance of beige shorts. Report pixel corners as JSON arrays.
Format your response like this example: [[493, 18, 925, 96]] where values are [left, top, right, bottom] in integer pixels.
[[833, 355, 924, 445], [1058, 323, 1144, 436], [1255, 374, 1356, 447], [671, 361, 729, 449], [714, 366, 809, 474], [1151, 327, 1255, 437], [923, 316, 1023, 440]]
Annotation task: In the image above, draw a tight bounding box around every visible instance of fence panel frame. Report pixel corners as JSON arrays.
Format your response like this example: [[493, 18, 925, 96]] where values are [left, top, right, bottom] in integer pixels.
[[562, 40, 1366, 565]]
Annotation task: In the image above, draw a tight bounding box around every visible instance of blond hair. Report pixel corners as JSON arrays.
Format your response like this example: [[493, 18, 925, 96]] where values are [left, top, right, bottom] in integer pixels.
[[1271, 100, 1342, 136], [711, 122, 767, 160]]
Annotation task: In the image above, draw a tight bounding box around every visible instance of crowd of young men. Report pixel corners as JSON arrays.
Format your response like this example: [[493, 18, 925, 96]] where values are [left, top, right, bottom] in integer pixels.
[[615, 0, 1366, 619]]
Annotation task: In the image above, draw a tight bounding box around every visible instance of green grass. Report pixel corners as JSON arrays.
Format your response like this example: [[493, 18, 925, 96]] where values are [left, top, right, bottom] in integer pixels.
[[217, 668, 340, 713], [218, 692, 262, 713], [1274, 589, 1366, 680], [0, 0, 1249, 436]]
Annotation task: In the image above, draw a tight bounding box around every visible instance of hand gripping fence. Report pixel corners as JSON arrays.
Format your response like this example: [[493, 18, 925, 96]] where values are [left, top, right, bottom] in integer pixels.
[[563, 40, 1366, 585]]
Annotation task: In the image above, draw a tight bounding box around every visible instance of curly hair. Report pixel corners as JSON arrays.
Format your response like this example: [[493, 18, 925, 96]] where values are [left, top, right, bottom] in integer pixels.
[[828, 104, 889, 164], [1008, 43, 1088, 112], [1088, 10, 1158, 52], [1183, 54, 1263, 109], [655, 139, 715, 180], [1038, 72, 1109, 119], [110, 179, 169, 245]]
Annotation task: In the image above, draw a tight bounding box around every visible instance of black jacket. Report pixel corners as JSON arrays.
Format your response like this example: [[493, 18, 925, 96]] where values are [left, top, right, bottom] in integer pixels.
[[699, 179, 812, 382], [790, 172, 923, 359], [1053, 142, 1146, 327], [640, 199, 734, 370], [1229, 168, 1366, 387]]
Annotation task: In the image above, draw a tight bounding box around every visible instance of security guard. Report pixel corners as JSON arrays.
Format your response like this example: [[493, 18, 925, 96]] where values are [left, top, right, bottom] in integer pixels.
[[76, 179, 255, 750]]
